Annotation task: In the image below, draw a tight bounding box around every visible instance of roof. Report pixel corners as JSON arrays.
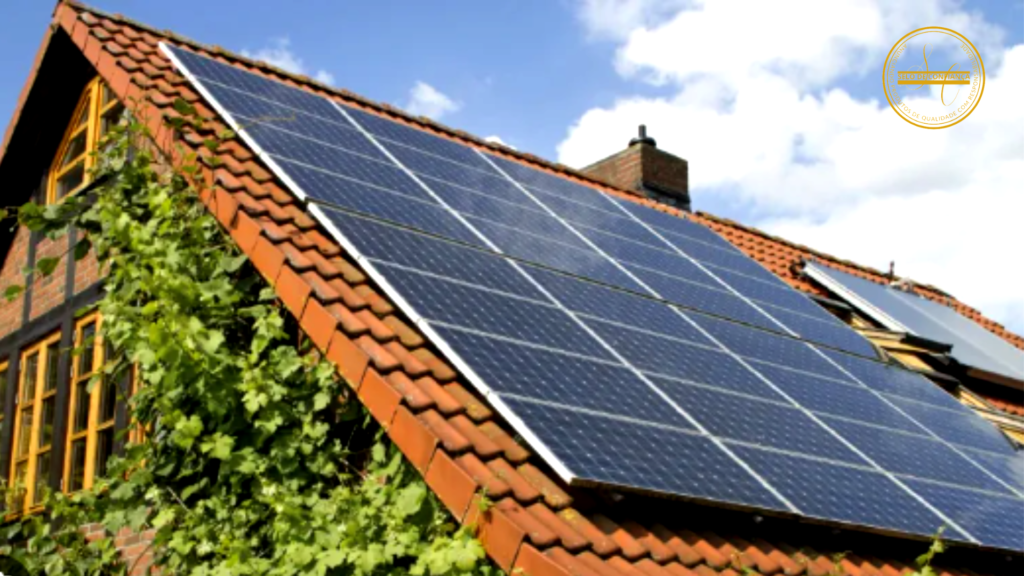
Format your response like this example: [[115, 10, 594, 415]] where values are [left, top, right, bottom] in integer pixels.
[[3, 2, 1022, 574]]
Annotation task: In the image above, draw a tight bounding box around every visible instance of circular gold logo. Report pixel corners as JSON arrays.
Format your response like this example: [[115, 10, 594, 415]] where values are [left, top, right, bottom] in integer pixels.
[[883, 27, 985, 129]]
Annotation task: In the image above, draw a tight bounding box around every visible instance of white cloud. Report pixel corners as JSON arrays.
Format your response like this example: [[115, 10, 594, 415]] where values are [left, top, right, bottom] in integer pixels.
[[484, 135, 517, 150], [562, 0, 1024, 333], [242, 37, 335, 85], [404, 82, 461, 120]]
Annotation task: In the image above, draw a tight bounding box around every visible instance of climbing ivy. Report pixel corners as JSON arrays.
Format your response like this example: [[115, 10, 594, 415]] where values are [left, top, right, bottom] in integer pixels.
[[0, 102, 492, 575]]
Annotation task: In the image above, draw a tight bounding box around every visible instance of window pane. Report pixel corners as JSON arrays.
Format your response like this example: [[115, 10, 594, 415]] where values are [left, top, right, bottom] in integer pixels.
[[100, 102, 126, 137], [100, 378, 117, 424], [73, 380, 90, 433], [69, 439, 87, 492], [78, 323, 96, 376], [60, 130, 88, 168], [39, 397, 56, 448], [12, 462, 27, 511], [45, 342, 60, 392], [75, 96, 91, 128], [101, 83, 116, 107], [0, 368, 7, 416], [96, 428, 115, 479], [21, 352, 38, 402], [55, 161, 86, 200], [33, 451, 51, 505], [16, 408, 33, 457]]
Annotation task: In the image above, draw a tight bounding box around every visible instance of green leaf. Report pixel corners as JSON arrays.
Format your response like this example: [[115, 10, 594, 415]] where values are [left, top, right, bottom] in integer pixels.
[[36, 256, 60, 277], [200, 433, 234, 460], [172, 97, 197, 117], [4, 284, 24, 302], [73, 237, 92, 261]]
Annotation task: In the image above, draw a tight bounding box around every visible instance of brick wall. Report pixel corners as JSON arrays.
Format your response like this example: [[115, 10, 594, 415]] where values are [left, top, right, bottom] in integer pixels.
[[28, 235, 68, 320], [0, 226, 30, 340], [83, 524, 157, 575], [74, 228, 102, 295]]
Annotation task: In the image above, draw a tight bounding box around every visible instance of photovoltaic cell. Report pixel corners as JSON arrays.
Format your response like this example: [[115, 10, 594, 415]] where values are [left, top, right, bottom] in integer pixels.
[[502, 397, 787, 509], [905, 480, 1024, 550], [732, 446, 955, 538], [650, 379, 865, 463], [434, 327, 693, 429], [167, 44, 1024, 551], [752, 363, 924, 434], [380, 265, 609, 358], [823, 417, 1013, 494]]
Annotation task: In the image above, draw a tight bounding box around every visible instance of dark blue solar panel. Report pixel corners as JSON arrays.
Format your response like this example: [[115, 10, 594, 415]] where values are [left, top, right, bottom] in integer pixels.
[[585, 321, 783, 399], [468, 219, 646, 291], [610, 197, 743, 252], [171, 47, 343, 120], [678, 241, 784, 285], [203, 83, 391, 160], [764, 306, 878, 356], [580, 228, 720, 288], [303, 171, 481, 245], [820, 349, 970, 411], [343, 106, 498, 172], [527, 268, 713, 345], [732, 446, 957, 538], [692, 315, 850, 381], [171, 45, 1024, 551], [388, 145, 525, 200], [487, 154, 618, 211], [627, 266, 779, 331], [314, 209, 538, 298], [258, 135, 430, 201], [963, 451, 1024, 492], [712, 267, 834, 320], [887, 398, 1016, 455], [824, 418, 1013, 494], [435, 327, 692, 428], [905, 480, 1024, 550], [752, 363, 924, 434], [379, 265, 608, 358], [431, 185, 593, 252], [650, 379, 864, 463], [502, 397, 787, 509], [530, 193, 659, 243]]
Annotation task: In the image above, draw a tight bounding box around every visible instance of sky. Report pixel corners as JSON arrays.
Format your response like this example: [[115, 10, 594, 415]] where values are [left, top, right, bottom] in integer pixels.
[[1, 1, 1022, 333]]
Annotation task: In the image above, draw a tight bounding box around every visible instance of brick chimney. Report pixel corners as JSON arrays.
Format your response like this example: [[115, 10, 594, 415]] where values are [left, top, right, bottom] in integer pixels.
[[580, 125, 690, 210]]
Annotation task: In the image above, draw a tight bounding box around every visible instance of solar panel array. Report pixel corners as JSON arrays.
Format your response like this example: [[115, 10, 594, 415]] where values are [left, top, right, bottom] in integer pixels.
[[163, 44, 1024, 552], [806, 263, 1024, 383]]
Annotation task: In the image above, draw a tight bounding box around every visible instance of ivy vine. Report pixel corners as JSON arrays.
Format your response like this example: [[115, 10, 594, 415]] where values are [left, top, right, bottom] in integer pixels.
[[0, 101, 493, 576]]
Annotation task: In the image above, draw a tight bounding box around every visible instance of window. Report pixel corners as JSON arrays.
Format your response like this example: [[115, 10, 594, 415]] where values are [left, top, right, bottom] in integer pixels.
[[0, 361, 8, 431], [65, 314, 118, 492], [8, 333, 62, 513], [47, 77, 125, 204]]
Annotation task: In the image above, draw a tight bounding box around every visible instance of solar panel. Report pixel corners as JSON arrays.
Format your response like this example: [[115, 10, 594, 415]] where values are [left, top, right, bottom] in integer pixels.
[[165, 44, 1024, 551], [805, 262, 1024, 383]]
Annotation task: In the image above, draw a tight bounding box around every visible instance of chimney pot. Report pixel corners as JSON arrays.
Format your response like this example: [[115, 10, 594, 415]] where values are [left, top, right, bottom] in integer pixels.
[[629, 124, 657, 148]]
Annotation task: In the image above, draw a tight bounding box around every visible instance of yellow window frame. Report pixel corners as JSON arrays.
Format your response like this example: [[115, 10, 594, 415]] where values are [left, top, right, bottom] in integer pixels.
[[0, 361, 8, 431], [64, 313, 117, 493], [47, 77, 125, 205], [7, 331, 62, 515]]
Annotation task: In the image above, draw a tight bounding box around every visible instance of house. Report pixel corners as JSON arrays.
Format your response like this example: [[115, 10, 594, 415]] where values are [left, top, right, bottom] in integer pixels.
[[1, 1, 1022, 573]]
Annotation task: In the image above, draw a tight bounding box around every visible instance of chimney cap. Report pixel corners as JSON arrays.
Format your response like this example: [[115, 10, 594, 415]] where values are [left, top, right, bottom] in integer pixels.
[[629, 124, 657, 147]]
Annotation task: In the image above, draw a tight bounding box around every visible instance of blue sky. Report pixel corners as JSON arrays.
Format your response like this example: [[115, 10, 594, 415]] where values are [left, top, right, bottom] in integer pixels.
[[1, 1, 1022, 332]]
